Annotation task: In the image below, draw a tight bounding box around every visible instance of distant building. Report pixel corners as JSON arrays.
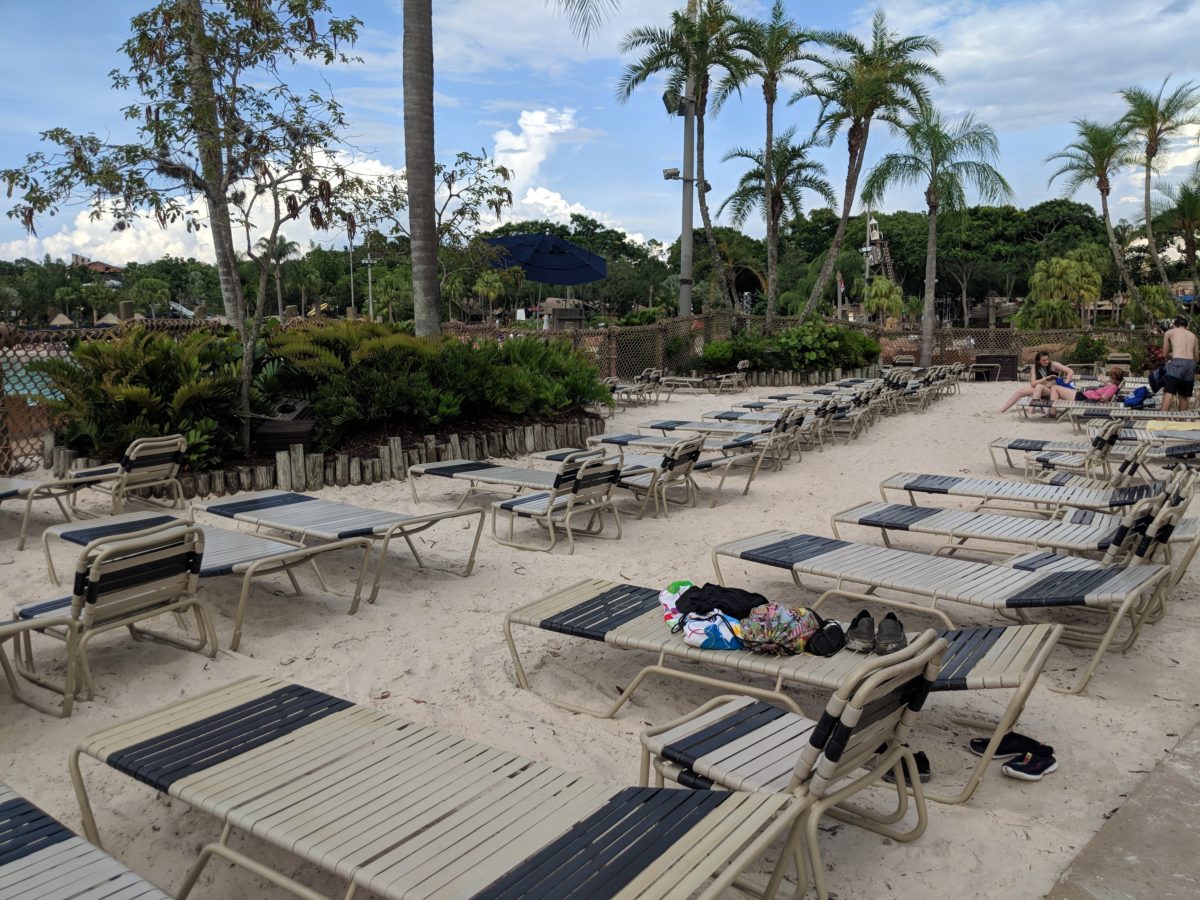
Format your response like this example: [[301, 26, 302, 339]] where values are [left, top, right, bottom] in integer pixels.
[[69, 254, 124, 276]]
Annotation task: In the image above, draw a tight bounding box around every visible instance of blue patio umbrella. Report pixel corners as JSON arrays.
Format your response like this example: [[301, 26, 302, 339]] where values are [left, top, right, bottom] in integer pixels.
[[485, 233, 607, 285]]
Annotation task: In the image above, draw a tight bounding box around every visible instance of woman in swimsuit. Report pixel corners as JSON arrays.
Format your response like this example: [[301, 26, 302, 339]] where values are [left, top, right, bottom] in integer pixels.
[[1034, 367, 1125, 416], [998, 351, 1075, 412]]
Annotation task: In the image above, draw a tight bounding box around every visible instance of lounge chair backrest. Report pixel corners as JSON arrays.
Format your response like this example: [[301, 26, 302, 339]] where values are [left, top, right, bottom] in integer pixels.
[[70, 525, 204, 629], [1130, 471, 1195, 563], [1110, 442, 1152, 485], [569, 456, 622, 503], [659, 435, 705, 474], [793, 630, 945, 797], [119, 434, 187, 489], [551, 449, 605, 487]]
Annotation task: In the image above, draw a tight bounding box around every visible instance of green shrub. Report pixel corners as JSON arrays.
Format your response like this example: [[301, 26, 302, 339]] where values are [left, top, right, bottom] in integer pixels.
[[697, 319, 878, 373], [270, 324, 611, 450], [27, 327, 244, 470], [1065, 334, 1109, 365]]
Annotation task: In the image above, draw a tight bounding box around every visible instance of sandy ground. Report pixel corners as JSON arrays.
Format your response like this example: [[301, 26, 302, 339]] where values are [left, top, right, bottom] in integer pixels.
[[2, 379, 1198, 899]]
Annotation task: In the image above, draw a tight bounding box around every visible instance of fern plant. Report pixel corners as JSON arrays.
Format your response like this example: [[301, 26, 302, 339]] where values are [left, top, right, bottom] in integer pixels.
[[27, 327, 243, 469]]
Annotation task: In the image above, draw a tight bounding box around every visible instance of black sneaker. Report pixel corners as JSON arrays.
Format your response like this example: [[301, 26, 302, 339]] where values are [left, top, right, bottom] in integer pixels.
[[968, 731, 1053, 760], [1002, 751, 1058, 781], [882, 750, 931, 784], [874, 612, 908, 655], [846, 609, 875, 652]]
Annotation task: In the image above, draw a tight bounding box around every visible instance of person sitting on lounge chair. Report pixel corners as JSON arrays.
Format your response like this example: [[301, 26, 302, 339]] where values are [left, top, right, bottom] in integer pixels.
[[998, 351, 1074, 413], [1034, 367, 1124, 417]]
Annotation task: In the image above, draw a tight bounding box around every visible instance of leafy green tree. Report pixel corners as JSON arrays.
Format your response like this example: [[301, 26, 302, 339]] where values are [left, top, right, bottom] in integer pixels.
[[862, 106, 1011, 365], [1119, 77, 1200, 287], [1155, 175, 1200, 302], [256, 236, 300, 318], [127, 276, 172, 316], [1046, 118, 1141, 314], [797, 9, 942, 314], [719, 127, 835, 325], [619, 0, 749, 310], [1, 0, 363, 452], [1012, 296, 1078, 329], [728, 1, 817, 326], [1027, 256, 1101, 325], [862, 276, 903, 324]]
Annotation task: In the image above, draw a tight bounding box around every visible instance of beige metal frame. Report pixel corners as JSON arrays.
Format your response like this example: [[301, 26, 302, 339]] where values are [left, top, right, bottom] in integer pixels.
[[7, 525, 215, 717]]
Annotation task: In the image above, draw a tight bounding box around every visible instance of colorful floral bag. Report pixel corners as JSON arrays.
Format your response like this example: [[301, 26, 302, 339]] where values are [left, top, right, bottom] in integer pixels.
[[740, 603, 819, 655]]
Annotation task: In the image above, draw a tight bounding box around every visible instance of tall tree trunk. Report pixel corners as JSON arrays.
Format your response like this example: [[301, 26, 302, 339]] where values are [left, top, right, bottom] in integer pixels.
[[183, 0, 254, 451], [182, 0, 239, 323], [1099, 187, 1141, 319], [694, 108, 735, 311], [763, 88, 778, 328], [1186, 233, 1199, 305], [920, 204, 938, 367], [961, 281, 969, 327], [804, 120, 870, 314], [274, 267, 284, 318], [1144, 157, 1172, 288], [404, 0, 440, 336]]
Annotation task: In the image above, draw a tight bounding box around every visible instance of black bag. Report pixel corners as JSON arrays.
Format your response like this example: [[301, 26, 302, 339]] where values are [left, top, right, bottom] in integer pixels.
[[676, 583, 767, 621], [1149, 364, 1166, 395], [803, 611, 847, 657]]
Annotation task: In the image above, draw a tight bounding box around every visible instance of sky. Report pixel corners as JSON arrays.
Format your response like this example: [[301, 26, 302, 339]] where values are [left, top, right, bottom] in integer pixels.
[[0, 0, 1198, 266]]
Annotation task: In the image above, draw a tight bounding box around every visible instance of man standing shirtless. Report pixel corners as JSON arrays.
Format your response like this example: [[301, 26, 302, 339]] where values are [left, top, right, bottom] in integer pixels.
[[1162, 316, 1198, 411]]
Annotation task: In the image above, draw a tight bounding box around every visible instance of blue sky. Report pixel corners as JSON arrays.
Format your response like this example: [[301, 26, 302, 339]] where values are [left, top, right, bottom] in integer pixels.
[[1, 0, 1198, 265]]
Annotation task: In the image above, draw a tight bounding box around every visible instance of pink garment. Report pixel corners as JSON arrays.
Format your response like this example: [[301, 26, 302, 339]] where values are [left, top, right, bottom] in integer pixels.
[[1081, 382, 1118, 402]]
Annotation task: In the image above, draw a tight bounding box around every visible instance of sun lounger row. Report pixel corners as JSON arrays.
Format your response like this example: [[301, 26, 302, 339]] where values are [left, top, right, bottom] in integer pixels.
[[505, 578, 1061, 805]]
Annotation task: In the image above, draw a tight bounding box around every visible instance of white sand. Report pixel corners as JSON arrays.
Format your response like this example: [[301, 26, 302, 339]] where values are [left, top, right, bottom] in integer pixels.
[[3, 380, 1198, 899]]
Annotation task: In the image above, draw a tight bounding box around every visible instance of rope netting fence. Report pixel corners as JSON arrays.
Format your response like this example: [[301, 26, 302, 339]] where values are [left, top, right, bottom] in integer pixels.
[[0, 314, 1153, 474]]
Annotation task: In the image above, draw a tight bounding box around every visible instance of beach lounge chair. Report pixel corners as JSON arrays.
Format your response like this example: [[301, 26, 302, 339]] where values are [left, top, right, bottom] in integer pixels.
[[70, 675, 800, 900], [701, 408, 781, 423], [591, 430, 790, 505], [639, 632, 946, 900], [711, 518, 1175, 694], [407, 449, 618, 506], [504, 578, 1061, 804], [1065, 407, 1200, 433], [492, 455, 623, 552], [640, 418, 775, 438], [834, 471, 1200, 587], [0, 782, 170, 898], [0, 434, 188, 551], [41, 509, 374, 651], [618, 435, 704, 518], [879, 470, 1163, 515], [191, 489, 483, 603], [67, 433, 188, 514], [3, 525, 215, 717]]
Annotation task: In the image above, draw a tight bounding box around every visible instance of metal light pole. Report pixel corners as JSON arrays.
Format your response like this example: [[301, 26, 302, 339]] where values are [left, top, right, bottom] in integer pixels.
[[362, 256, 376, 322], [345, 243, 356, 317]]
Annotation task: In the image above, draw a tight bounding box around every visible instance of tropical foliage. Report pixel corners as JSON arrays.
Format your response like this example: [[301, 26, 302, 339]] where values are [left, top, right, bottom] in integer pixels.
[[26, 328, 246, 469], [698, 317, 880, 373], [266, 322, 611, 450]]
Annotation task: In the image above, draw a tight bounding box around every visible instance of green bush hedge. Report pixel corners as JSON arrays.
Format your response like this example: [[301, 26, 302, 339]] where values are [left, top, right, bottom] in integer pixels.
[[29, 322, 611, 467], [696, 319, 880, 374], [26, 327, 249, 470], [267, 322, 611, 450]]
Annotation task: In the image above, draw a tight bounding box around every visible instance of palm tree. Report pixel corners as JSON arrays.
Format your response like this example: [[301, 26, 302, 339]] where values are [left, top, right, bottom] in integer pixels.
[[729, 1, 817, 326], [1028, 256, 1102, 326], [403, 0, 439, 336], [1046, 119, 1141, 319], [862, 276, 903, 325], [256, 235, 299, 318], [719, 127, 835, 264], [402, 1, 615, 336], [797, 9, 942, 315], [1156, 175, 1200, 303], [862, 107, 1012, 366], [1119, 77, 1200, 288], [619, 0, 749, 311]]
